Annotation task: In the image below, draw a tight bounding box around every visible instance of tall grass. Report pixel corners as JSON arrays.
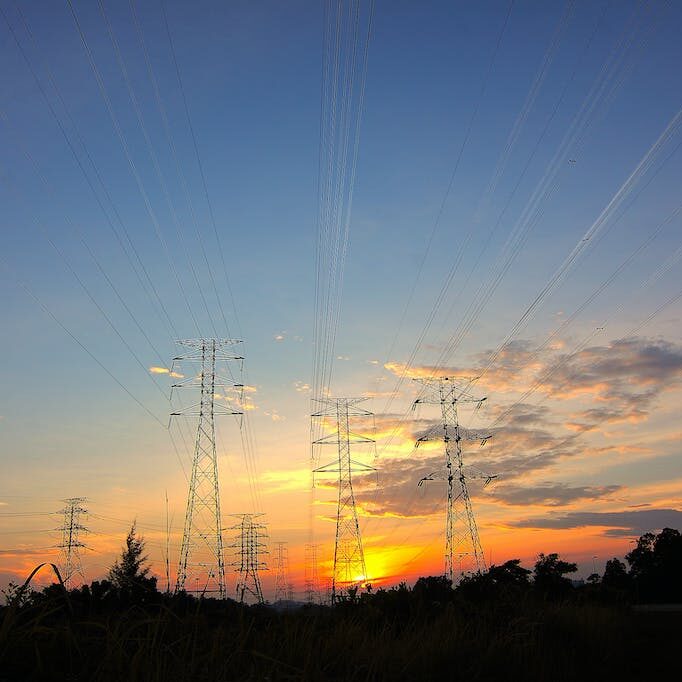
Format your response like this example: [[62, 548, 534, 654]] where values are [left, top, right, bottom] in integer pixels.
[[1, 585, 678, 681]]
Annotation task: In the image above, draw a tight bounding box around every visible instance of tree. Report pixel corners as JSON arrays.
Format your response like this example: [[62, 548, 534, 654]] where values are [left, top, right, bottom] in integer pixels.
[[457, 559, 531, 601], [625, 532, 656, 581], [413, 575, 453, 605], [488, 559, 532, 586], [586, 573, 601, 585], [626, 528, 682, 602], [533, 553, 577, 594], [602, 558, 629, 590], [108, 523, 157, 601]]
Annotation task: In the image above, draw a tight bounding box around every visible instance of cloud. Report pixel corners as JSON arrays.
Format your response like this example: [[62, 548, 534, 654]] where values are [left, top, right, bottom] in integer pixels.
[[487, 482, 622, 507], [148, 366, 184, 379], [274, 332, 286, 342], [520, 338, 682, 417], [294, 381, 311, 393], [364, 336, 682, 522], [492, 403, 550, 426], [0, 547, 52, 557], [388, 337, 682, 419], [508, 508, 682, 536]]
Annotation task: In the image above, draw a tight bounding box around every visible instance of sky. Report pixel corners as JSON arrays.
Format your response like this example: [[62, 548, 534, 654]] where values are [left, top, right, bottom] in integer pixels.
[[1, 0, 681, 599]]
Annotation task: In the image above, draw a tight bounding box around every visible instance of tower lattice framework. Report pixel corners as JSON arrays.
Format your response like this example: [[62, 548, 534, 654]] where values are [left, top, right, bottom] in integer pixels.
[[171, 339, 243, 598], [414, 378, 492, 582], [304, 542, 321, 604], [273, 541, 292, 602], [57, 497, 88, 587], [312, 398, 375, 602], [228, 513, 268, 604]]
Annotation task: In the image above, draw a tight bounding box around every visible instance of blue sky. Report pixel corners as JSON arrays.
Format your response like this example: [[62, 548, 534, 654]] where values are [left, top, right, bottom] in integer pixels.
[[1, 0, 681, 594]]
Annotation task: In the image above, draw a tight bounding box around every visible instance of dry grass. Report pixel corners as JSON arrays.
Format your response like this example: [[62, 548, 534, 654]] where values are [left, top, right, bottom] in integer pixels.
[[1, 584, 679, 681]]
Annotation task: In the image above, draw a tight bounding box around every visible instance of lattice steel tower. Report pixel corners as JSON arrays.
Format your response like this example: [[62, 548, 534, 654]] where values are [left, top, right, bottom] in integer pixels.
[[170, 339, 243, 598], [304, 542, 321, 604], [313, 398, 375, 602], [228, 513, 267, 604], [414, 378, 492, 582], [57, 497, 88, 587], [273, 541, 292, 602]]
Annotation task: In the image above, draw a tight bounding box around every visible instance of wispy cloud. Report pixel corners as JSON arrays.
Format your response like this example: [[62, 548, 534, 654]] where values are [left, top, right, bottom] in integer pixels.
[[486, 483, 623, 507], [294, 381, 311, 393], [507, 508, 682, 537], [368, 336, 682, 521], [148, 366, 183, 378]]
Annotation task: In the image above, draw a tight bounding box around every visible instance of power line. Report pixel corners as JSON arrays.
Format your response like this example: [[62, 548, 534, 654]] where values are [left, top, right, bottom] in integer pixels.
[[4, 2, 182, 341], [0, 257, 166, 428]]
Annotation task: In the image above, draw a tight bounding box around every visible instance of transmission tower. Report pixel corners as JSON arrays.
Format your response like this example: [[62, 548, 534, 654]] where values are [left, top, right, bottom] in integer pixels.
[[312, 398, 376, 602], [170, 339, 243, 598], [413, 377, 493, 583], [304, 542, 321, 604], [57, 497, 88, 587], [228, 513, 268, 604], [273, 541, 291, 602]]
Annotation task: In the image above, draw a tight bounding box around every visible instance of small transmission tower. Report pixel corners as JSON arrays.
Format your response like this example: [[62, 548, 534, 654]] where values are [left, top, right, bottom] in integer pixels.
[[413, 377, 492, 582], [229, 513, 268, 604], [57, 497, 88, 587], [304, 542, 321, 604], [273, 541, 291, 602], [171, 339, 243, 598], [312, 398, 375, 602]]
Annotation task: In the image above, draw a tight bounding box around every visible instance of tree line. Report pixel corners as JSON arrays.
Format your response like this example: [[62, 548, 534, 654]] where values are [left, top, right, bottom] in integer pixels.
[[3, 525, 681, 610], [1, 526, 680, 681]]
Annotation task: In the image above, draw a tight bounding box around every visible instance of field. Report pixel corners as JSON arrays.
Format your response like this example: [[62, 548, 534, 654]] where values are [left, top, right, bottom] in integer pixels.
[[1, 582, 679, 681]]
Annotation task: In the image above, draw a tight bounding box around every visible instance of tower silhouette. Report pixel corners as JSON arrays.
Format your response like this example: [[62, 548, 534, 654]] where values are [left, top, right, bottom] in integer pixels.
[[229, 513, 268, 604], [313, 397, 375, 602], [57, 497, 88, 587], [414, 378, 492, 581], [171, 339, 243, 597]]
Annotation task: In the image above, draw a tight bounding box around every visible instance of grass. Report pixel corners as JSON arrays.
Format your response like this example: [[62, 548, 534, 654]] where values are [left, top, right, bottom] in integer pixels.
[[1, 585, 680, 681]]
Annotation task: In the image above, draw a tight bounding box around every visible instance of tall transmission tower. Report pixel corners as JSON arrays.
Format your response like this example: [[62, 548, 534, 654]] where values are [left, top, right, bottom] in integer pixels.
[[170, 339, 243, 598], [413, 377, 493, 583], [304, 542, 321, 604], [312, 398, 376, 602], [228, 513, 268, 604], [273, 541, 291, 602], [57, 497, 88, 587]]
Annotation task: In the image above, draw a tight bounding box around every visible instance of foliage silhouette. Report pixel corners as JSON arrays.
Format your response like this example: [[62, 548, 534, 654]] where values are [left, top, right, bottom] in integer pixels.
[[107, 523, 158, 603], [533, 552, 578, 596], [1, 528, 681, 680], [626, 527, 682, 602]]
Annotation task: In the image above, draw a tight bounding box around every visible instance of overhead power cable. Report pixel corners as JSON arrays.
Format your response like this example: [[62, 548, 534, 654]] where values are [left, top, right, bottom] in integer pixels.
[[0, 257, 166, 428]]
